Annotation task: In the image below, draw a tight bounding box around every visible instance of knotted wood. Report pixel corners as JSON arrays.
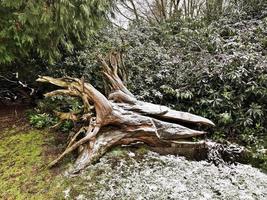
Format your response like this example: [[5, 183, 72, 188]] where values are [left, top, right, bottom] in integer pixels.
[[37, 52, 216, 172]]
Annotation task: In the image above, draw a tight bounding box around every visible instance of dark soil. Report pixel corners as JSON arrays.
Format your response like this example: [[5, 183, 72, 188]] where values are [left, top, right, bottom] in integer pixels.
[[0, 104, 30, 130]]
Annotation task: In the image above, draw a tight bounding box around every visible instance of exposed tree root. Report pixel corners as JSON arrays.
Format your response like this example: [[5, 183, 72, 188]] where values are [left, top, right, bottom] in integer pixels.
[[37, 52, 244, 173]]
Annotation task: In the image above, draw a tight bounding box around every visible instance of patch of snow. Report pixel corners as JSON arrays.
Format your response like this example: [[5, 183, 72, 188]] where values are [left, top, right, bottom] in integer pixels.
[[64, 150, 267, 200]]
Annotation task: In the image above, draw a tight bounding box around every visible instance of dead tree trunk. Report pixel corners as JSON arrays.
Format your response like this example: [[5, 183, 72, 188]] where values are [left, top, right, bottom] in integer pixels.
[[37, 53, 219, 173]]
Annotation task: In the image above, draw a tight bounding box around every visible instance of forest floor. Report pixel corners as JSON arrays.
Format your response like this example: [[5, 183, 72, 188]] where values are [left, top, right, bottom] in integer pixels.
[[0, 106, 266, 199]]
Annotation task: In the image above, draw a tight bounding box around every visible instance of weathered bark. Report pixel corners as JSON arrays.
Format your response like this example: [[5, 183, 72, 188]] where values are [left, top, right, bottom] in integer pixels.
[[37, 52, 218, 172]]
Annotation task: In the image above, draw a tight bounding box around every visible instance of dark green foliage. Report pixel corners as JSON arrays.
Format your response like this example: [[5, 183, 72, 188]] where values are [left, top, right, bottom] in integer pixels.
[[236, 0, 267, 17], [122, 15, 267, 147], [35, 95, 83, 114], [29, 113, 56, 128], [124, 19, 267, 147], [29, 95, 83, 132], [0, 0, 113, 64]]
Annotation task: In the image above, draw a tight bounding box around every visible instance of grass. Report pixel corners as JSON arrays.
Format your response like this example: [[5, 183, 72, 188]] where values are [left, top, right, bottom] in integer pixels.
[[0, 127, 70, 199]]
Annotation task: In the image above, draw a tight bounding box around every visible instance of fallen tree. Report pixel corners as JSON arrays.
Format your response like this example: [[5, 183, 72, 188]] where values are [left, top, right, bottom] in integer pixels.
[[37, 53, 245, 173]]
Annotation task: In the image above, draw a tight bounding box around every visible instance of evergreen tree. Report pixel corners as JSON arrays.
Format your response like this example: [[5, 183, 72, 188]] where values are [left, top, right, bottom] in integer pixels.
[[0, 0, 113, 63]]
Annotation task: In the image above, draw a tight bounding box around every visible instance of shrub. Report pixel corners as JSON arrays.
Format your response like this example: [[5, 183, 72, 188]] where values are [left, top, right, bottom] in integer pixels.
[[32, 3, 267, 148], [107, 8, 267, 147], [29, 95, 83, 132], [29, 113, 56, 129]]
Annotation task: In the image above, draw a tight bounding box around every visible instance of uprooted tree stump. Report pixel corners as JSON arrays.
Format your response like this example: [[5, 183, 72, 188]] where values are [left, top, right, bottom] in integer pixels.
[[37, 53, 245, 173]]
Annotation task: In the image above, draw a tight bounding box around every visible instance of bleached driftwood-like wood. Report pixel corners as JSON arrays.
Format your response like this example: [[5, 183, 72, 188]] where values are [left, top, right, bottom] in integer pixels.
[[37, 52, 216, 172]]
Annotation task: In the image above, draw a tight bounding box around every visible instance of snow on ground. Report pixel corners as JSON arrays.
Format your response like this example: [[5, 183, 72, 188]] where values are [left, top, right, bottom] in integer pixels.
[[64, 149, 267, 200]]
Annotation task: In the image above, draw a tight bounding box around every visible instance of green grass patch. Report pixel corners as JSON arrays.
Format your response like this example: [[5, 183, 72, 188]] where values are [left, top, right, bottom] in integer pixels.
[[0, 128, 69, 199]]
